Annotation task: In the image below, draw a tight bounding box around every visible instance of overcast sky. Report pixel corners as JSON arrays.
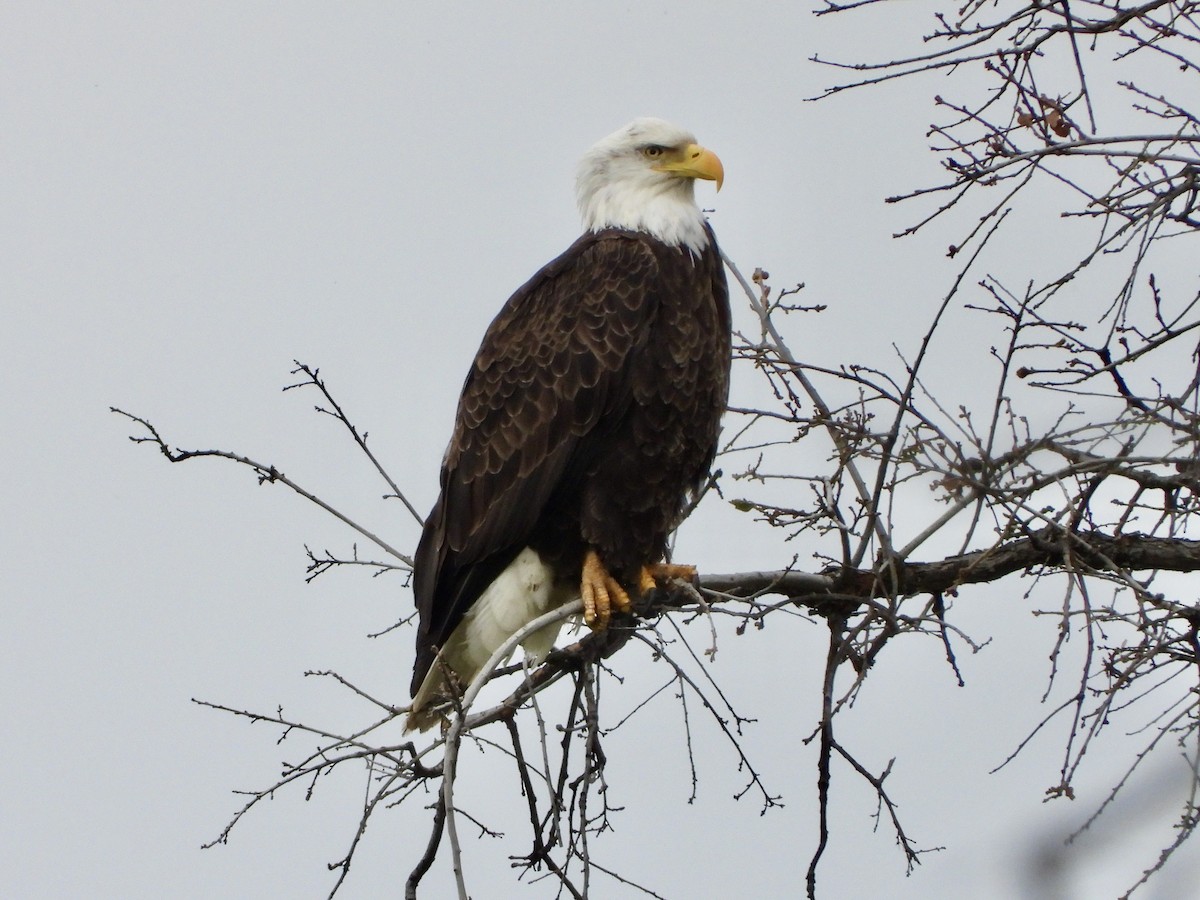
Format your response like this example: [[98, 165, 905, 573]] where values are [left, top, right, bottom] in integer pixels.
[[4, 4, 1198, 899]]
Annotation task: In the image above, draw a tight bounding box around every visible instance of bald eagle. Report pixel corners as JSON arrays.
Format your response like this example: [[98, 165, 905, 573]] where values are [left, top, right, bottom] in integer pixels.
[[407, 118, 730, 731]]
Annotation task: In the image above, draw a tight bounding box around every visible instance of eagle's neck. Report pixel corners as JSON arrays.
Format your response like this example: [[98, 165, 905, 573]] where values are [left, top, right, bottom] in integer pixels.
[[576, 177, 711, 255]]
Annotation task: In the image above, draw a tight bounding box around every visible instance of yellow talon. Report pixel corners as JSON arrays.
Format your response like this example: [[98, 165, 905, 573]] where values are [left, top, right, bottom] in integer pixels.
[[635, 562, 698, 598], [638, 566, 657, 595], [647, 562, 698, 584], [582, 556, 699, 629], [581, 549, 631, 631]]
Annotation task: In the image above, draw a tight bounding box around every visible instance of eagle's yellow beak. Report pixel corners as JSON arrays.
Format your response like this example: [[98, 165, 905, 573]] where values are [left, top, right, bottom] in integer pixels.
[[655, 143, 724, 191]]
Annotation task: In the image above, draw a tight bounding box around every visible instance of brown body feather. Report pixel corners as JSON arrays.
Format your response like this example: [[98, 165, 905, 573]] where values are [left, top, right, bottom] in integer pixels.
[[411, 226, 730, 697]]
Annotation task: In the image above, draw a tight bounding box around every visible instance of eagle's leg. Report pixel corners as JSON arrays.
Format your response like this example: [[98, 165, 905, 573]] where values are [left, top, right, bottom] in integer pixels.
[[581, 549, 631, 631]]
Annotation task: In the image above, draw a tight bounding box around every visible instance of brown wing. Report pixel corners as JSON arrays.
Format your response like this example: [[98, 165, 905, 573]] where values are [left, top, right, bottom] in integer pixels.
[[410, 230, 668, 694]]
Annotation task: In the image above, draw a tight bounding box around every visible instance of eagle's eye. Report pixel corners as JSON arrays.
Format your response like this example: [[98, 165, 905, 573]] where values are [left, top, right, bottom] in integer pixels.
[[642, 145, 668, 159]]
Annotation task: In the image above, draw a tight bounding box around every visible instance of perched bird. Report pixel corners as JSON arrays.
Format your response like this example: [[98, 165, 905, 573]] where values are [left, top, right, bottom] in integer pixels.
[[407, 118, 730, 731]]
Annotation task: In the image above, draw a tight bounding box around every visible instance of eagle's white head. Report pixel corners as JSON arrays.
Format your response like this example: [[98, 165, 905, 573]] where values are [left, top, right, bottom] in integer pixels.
[[576, 118, 723, 254]]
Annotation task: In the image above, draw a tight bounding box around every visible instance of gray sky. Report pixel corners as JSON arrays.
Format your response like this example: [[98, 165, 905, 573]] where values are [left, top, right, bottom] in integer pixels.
[[4, 4, 1197, 898]]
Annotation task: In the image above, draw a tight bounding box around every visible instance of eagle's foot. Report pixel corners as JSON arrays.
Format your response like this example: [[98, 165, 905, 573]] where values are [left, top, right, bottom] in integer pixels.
[[635, 563, 699, 607], [646, 562, 698, 585], [582, 549, 631, 631]]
